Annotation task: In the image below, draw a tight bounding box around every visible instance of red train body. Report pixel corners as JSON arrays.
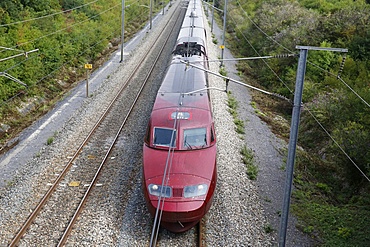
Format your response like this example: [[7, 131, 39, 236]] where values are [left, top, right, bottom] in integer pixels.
[[143, 0, 216, 233]]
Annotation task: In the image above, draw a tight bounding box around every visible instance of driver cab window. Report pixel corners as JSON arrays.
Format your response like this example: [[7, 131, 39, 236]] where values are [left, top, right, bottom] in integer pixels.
[[154, 127, 176, 147], [184, 127, 207, 149]]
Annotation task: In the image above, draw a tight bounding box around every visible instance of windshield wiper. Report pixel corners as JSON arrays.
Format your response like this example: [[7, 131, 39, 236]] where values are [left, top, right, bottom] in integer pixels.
[[184, 138, 193, 150]]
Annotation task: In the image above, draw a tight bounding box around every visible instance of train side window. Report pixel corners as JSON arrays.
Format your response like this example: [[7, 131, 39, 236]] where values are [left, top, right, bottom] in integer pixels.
[[210, 127, 215, 143], [154, 127, 176, 147], [145, 123, 151, 144], [184, 127, 207, 149]]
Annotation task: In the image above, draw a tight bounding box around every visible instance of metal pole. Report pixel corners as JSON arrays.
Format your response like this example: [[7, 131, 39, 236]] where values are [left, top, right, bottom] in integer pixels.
[[211, 0, 215, 33], [120, 0, 125, 62], [149, 0, 153, 30], [278, 48, 307, 246], [278, 45, 347, 246], [86, 70, 89, 97], [220, 0, 228, 67]]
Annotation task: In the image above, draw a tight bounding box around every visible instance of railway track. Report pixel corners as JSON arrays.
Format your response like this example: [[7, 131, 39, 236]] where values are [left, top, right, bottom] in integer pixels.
[[198, 220, 204, 247], [150, 220, 204, 247], [8, 3, 185, 246]]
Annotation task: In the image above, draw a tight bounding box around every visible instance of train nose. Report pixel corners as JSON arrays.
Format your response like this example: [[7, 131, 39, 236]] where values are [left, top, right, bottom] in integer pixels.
[[148, 200, 206, 233], [149, 200, 205, 221]]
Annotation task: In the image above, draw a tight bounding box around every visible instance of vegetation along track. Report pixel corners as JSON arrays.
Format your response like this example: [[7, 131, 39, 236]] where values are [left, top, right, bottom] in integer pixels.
[[8, 3, 185, 247]]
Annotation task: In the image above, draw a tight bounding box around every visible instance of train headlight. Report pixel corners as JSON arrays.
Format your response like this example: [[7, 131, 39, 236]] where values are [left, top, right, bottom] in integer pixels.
[[171, 111, 190, 120], [148, 184, 172, 198], [184, 184, 208, 198]]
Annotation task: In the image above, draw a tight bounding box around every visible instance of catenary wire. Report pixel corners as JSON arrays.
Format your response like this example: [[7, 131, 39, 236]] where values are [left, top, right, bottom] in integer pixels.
[[150, 75, 189, 246], [1, 0, 151, 104], [304, 107, 370, 182], [307, 60, 370, 108], [0, 0, 100, 27], [0, 3, 121, 77], [1, 52, 38, 74], [5, 4, 120, 50], [0, 0, 117, 55], [2, 5, 121, 89], [228, 13, 294, 93], [183, 56, 370, 182], [235, 0, 293, 53], [0, 0, 142, 53], [234, 0, 370, 108], [34, 20, 119, 83], [0, 14, 120, 106], [222, 0, 370, 181]]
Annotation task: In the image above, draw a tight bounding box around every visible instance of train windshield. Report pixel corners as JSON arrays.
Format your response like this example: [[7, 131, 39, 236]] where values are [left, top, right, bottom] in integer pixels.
[[154, 127, 176, 147], [183, 127, 207, 149]]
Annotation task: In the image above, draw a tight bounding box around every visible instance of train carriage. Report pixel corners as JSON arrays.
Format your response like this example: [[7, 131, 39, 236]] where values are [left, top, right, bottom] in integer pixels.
[[143, 0, 216, 233]]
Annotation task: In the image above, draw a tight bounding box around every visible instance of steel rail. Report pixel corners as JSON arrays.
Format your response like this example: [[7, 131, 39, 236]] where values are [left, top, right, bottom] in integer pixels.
[[198, 220, 204, 247], [9, 4, 180, 246]]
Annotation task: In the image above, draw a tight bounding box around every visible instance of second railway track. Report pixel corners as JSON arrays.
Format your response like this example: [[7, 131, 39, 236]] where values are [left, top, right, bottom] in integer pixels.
[[8, 2, 186, 246]]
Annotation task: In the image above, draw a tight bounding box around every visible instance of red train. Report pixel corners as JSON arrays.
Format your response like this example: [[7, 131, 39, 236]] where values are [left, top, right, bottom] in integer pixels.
[[142, 0, 217, 233]]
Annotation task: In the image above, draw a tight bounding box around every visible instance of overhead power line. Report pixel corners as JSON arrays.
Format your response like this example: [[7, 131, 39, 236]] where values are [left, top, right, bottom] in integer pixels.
[[233, 0, 370, 109], [0, 48, 39, 88], [0, 48, 39, 62], [228, 14, 294, 93], [0, 72, 27, 87], [225, 1, 370, 180], [235, 0, 293, 53], [1, 13, 120, 104], [230, 11, 370, 184], [3, 3, 120, 51], [180, 59, 291, 102], [212, 7, 370, 240], [305, 107, 370, 182], [308, 60, 370, 108], [0, 0, 100, 27], [206, 53, 298, 63]]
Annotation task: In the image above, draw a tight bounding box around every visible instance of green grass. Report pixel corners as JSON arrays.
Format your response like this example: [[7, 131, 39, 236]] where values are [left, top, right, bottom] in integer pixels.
[[212, 34, 218, 44], [264, 223, 274, 234], [227, 92, 245, 134], [240, 145, 258, 180], [291, 153, 370, 245], [219, 1, 370, 245], [227, 92, 257, 179], [227, 94, 238, 110], [0, 0, 162, 149], [46, 137, 54, 145], [219, 65, 227, 76], [234, 118, 245, 134], [292, 199, 370, 246]]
